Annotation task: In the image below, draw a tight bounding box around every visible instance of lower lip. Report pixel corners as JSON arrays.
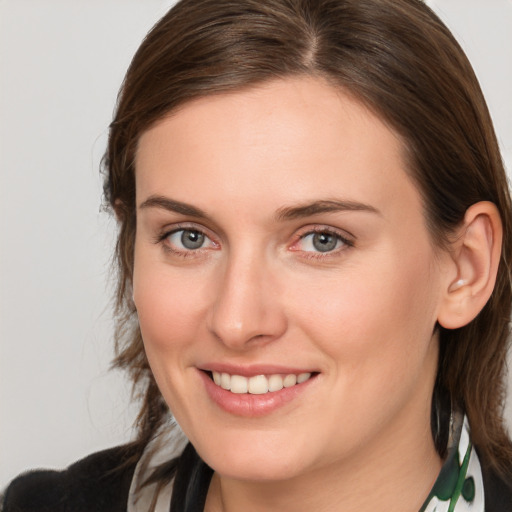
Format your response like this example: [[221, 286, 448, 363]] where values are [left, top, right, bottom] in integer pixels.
[[198, 370, 317, 417]]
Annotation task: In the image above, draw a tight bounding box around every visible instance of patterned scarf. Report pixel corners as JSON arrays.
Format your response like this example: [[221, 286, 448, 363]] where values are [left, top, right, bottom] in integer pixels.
[[420, 414, 484, 511]]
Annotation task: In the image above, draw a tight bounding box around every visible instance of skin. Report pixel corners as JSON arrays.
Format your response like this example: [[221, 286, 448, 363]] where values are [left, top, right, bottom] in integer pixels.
[[132, 77, 452, 511]]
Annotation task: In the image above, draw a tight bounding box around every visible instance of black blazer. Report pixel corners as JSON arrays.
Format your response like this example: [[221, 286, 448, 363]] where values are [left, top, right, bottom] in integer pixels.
[[2, 443, 512, 511], [1, 445, 138, 512]]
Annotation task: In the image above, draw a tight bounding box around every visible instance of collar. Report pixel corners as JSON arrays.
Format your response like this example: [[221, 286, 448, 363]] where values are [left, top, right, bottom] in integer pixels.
[[420, 413, 485, 511], [127, 418, 187, 512], [128, 413, 485, 512]]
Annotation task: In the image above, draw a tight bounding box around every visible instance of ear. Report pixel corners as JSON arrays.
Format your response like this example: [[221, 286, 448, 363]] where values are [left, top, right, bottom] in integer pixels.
[[437, 201, 502, 329]]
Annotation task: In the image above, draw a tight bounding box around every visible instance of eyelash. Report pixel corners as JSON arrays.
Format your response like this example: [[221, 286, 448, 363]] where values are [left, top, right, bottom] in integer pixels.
[[155, 224, 354, 259]]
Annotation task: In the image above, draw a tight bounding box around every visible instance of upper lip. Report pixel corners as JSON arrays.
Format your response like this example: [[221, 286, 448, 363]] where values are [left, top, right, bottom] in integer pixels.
[[198, 363, 317, 377]]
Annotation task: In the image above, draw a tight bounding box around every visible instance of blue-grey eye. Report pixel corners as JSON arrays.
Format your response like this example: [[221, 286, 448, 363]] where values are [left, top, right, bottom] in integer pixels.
[[181, 230, 204, 249], [168, 229, 208, 250], [299, 231, 345, 253], [312, 232, 338, 252]]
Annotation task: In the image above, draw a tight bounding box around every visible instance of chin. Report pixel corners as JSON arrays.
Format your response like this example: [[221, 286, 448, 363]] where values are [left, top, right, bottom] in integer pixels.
[[193, 429, 318, 482], [208, 453, 306, 482]]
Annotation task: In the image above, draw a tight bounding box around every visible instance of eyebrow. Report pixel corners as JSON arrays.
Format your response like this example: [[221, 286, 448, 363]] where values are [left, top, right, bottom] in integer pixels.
[[139, 195, 380, 221], [275, 199, 380, 221], [139, 195, 207, 218]]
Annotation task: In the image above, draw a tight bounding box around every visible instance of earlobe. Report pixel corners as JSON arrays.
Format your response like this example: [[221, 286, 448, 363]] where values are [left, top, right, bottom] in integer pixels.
[[437, 201, 502, 330]]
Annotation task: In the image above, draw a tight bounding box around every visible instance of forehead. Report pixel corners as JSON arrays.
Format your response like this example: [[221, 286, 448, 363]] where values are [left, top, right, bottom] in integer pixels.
[[135, 77, 421, 224]]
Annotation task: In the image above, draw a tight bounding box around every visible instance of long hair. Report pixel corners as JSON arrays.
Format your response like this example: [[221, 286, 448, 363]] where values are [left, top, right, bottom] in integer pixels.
[[103, 0, 512, 476]]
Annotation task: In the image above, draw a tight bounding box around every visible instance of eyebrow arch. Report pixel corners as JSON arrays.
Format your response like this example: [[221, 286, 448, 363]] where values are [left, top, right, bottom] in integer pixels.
[[139, 195, 207, 218], [275, 199, 380, 221]]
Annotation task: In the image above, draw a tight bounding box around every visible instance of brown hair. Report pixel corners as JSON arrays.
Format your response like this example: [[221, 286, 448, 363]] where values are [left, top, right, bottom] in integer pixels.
[[103, 0, 512, 476]]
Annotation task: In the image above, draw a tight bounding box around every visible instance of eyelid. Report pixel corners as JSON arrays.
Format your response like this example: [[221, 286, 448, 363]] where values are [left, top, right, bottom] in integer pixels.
[[155, 222, 213, 241]]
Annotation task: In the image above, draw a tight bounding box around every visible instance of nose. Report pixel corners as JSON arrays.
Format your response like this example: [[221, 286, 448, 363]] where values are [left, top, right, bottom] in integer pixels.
[[206, 249, 287, 350]]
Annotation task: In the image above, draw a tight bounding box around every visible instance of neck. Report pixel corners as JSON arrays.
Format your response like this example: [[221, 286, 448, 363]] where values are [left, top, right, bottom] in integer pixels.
[[205, 412, 442, 512]]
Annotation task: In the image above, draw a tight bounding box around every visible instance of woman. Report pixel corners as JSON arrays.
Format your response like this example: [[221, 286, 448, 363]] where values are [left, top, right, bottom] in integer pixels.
[[3, 0, 512, 510]]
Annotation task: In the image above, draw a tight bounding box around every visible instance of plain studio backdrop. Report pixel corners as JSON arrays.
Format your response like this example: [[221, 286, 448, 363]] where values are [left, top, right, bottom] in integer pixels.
[[0, 0, 511, 489]]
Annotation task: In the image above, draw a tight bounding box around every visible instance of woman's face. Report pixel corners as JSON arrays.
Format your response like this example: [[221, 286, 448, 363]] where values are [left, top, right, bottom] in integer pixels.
[[133, 78, 448, 481]]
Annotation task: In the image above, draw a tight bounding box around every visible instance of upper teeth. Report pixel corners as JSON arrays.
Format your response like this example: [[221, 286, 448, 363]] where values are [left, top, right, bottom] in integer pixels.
[[211, 371, 312, 394]]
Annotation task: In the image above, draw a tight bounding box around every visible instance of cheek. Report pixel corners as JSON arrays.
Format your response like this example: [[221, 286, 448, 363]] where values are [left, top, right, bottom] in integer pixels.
[[289, 255, 440, 448], [132, 254, 209, 356], [289, 248, 440, 382], [132, 257, 212, 421]]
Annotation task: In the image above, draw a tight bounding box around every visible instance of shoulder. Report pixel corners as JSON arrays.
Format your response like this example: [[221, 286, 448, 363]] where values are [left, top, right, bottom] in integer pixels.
[[1, 444, 140, 512], [483, 464, 512, 511]]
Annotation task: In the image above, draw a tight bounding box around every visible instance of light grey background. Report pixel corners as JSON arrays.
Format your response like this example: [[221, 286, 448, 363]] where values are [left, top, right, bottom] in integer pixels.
[[1, 0, 511, 489]]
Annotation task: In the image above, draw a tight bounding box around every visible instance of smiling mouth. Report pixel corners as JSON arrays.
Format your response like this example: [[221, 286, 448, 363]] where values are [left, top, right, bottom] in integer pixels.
[[208, 371, 316, 395]]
